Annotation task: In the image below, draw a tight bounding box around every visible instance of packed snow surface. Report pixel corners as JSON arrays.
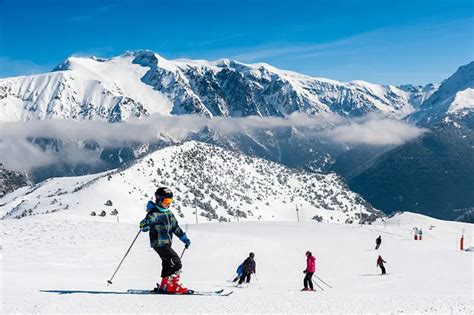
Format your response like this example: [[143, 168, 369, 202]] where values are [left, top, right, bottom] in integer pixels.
[[1, 212, 472, 314]]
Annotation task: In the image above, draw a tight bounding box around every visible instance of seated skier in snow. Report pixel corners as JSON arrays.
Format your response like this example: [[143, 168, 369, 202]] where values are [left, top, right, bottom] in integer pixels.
[[237, 252, 256, 285], [139, 187, 191, 294]]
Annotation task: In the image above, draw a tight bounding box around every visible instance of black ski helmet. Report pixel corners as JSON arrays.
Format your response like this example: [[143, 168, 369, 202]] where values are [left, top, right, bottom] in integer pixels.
[[306, 251, 312, 256], [249, 252, 255, 258], [155, 187, 173, 202]]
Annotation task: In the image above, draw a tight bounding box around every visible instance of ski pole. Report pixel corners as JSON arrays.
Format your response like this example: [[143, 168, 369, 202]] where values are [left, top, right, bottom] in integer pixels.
[[230, 273, 240, 282], [254, 273, 262, 289], [315, 275, 332, 288], [107, 230, 141, 286], [311, 278, 324, 291], [179, 223, 189, 260]]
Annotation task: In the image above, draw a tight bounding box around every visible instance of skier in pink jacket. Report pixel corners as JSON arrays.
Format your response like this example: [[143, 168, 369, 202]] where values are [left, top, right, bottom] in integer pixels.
[[302, 251, 316, 291]]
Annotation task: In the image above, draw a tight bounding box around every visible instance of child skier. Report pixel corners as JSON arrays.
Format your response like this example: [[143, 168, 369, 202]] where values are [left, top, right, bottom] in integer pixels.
[[302, 251, 316, 291], [377, 255, 387, 275], [139, 187, 191, 294], [375, 235, 382, 250], [237, 252, 256, 285]]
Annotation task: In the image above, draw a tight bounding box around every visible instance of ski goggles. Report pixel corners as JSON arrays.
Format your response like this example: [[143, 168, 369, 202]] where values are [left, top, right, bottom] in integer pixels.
[[161, 197, 174, 205]]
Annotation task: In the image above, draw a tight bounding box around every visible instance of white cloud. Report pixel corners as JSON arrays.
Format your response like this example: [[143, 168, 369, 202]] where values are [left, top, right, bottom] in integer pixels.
[[322, 118, 427, 146], [0, 114, 426, 171], [0, 139, 59, 171]]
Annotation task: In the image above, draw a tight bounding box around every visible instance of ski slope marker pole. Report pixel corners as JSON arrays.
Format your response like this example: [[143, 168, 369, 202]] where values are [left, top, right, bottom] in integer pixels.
[[315, 275, 332, 288], [107, 230, 141, 286]]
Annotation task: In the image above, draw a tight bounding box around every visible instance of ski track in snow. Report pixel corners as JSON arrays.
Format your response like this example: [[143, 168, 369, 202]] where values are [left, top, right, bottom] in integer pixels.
[[1, 213, 473, 314]]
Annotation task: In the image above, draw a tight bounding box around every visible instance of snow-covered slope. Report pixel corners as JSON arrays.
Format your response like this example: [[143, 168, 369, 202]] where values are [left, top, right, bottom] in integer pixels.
[[1, 212, 472, 313], [408, 61, 474, 126], [0, 50, 422, 122], [0, 141, 379, 223]]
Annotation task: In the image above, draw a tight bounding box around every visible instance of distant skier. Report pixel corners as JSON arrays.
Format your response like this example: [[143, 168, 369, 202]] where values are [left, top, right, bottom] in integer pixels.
[[302, 251, 316, 291], [139, 187, 191, 294], [232, 263, 244, 282], [376, 255, 387, 275], [375, 235, 382, 250], [418, 228, 423, 240], [237, 252, 256, 285]]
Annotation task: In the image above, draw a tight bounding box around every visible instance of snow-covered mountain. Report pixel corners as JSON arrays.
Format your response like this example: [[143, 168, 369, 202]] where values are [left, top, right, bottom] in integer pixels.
[[346, 62, 474, 221], [0, 50, 425, 122], [0, 141, 381, 223], [2, 51, 472, 223], [0, 54, 172, 122], [408, 61, 474, 126]]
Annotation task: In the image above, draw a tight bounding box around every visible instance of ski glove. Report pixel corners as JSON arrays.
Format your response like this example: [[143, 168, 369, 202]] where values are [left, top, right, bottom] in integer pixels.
[[139, 218, 150, 232], [184, 239, 191, 249], [180, 234, 191, 249]]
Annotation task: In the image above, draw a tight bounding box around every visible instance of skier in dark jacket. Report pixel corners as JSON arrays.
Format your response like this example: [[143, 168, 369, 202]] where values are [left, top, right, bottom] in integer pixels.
[[375, 236, 382, 250], [302, 251, 316, 291], [139, 187, 191, 294], [377, 255, 387, 275], [237, 252, 256, 285]]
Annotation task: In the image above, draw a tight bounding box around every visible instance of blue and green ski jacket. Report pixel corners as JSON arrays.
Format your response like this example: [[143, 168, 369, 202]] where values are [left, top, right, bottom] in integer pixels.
[[141, 201, 189, 248]]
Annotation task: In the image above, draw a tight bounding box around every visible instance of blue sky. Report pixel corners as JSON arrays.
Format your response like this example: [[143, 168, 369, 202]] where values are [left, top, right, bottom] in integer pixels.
[[0, 0, 472, 84]]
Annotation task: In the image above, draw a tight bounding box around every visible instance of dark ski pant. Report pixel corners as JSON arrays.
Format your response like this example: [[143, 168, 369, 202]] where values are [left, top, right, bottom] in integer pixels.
[[380, 265, 386, 275], [153, 246, 182, 278], [304, 272, 314, 289], [238, 272, 251, 284], [375, 244, 380, 250]]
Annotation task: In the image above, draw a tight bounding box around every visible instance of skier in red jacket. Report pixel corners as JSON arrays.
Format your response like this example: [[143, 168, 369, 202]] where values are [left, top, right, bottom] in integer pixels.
[[302, 251, 316, 291]]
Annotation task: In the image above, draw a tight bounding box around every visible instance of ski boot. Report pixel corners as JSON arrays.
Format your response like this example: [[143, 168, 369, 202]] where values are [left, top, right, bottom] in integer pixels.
[[153, 277, 171, 293], [167, 273, 189, 294]]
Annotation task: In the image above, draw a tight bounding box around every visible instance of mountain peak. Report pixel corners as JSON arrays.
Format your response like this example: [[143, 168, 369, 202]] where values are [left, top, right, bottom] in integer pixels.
[[408, 61, 474, 125], [122, 49, 169, 62], [52, 55, 111, 72]]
